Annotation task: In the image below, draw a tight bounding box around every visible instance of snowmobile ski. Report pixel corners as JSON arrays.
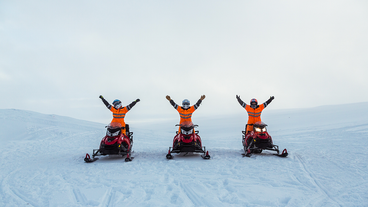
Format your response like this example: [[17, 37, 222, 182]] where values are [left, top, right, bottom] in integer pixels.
[[201, 150, 211, 159], [125, 153, 134, 162], [166, 149, 174, 159], [275, 149, 288, 157], [84, 153, 99, 163]]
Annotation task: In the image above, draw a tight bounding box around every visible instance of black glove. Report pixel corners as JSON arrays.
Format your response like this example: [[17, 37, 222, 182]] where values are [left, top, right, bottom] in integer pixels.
[[270, 96, 274, 100], [236, 95, 241, 100], [135, 99, 140, 102], [99, 95, 104, 99]]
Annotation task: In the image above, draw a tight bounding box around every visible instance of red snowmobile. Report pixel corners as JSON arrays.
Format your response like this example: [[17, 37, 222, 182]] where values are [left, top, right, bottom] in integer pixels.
[[166, 122, 210, 159], [84, 122, 133, 162], [242, 121, 288, 157]]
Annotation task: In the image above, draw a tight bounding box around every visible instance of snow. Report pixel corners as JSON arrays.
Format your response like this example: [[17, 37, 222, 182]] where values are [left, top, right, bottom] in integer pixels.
[[1, 103, 368, 207]]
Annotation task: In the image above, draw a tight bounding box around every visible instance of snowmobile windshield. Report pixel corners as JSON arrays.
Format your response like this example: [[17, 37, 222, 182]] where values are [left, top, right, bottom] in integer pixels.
[[176, 122, 197, 135], [178, 121, 197, 129], [108, 122, 123, 129]]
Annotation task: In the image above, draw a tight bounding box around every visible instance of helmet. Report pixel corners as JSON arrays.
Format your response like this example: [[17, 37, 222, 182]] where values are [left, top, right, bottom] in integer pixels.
[[182, 99, 190, 109], [250, 98, 258, 106], [112, 99, 122, 109]]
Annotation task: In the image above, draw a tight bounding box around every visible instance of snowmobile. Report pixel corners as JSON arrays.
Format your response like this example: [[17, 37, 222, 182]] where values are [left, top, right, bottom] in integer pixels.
[[166, 122, 210, 159], [242, 121, 288, 157], [84, 122, 133, 162]]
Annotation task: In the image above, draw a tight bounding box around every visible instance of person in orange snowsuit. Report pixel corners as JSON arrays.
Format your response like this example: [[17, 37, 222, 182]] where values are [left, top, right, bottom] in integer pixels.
[[99, 95, 140, 135], [166, 95, 205, 131], [236, 95, 274, 134]]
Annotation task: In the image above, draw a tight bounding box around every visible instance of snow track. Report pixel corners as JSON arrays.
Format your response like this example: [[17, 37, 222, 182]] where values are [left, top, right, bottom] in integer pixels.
[[1, 105, 368, 206], [294, 154, 342, 206]]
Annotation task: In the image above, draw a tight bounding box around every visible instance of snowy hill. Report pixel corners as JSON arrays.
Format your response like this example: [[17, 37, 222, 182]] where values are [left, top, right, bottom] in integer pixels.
[[1, 103, 368, 206]]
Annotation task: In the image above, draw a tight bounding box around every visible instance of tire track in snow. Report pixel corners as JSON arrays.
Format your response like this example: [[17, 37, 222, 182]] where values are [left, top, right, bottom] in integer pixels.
[[180, 182, 208, 207], [99, 188, 115, 207], [73, 188, 88, 205], [295, 154, 343, 207], [1, 169, 40, 207]]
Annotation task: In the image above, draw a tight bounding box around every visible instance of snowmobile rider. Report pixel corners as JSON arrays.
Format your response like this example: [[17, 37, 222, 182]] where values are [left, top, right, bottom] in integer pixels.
[[236, 95, 274, 134], [166, 95, 205, 131], [99, 95, 140, 135]]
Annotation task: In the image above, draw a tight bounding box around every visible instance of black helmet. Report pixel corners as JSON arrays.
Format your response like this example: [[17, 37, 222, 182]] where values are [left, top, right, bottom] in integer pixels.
[[250, 98, 258, 105]]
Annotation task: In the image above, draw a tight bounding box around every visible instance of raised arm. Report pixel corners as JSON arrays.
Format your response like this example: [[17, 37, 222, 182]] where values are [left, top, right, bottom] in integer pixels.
[[166, 95, 178, 109], [263, 96, 274, 107], [194, 95, 205, 109], [127, 99, 140, 110], [99, 95, 112, 110], [236, 95, 246, 108]]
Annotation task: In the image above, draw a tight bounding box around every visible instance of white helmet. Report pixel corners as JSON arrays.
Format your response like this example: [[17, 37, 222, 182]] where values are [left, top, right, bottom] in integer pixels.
[[182, 99, 190, 109]]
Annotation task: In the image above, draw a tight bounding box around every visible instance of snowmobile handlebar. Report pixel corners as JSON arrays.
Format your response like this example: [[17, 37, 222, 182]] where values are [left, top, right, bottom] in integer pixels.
[[105, 125, 126, 130], [175, 124, 198, 128]]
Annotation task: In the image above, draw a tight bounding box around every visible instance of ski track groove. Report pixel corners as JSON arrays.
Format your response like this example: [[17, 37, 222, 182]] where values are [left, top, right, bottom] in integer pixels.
[[295, 154, 343, 207], [1, 169, 39, 207], [180, 182, 207, 207], [73, 188, 87, 206], [99, 187, 114, 207]]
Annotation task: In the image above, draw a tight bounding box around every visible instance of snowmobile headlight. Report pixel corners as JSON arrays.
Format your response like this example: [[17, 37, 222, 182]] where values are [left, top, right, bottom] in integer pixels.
[[255, 127, 267, 132]]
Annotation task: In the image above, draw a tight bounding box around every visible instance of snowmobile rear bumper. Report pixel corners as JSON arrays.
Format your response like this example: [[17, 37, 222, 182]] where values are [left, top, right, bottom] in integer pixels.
[[166, 146, 210, 159], [171, 141, 204, 153]]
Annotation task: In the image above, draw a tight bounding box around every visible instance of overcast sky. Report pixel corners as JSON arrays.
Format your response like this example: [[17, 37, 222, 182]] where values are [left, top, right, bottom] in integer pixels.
[[1, 0, 368, 124]]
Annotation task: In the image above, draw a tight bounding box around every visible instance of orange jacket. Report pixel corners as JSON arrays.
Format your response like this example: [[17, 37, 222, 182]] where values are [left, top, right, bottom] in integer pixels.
[[244, 104, 265, 132], [245, 104, 265, 125], [177, 106, 196, 125], [110, 107, 129, 126]]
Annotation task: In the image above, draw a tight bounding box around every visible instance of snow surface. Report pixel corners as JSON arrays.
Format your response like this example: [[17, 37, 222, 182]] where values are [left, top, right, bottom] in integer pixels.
[[1, 103, 368, 207]]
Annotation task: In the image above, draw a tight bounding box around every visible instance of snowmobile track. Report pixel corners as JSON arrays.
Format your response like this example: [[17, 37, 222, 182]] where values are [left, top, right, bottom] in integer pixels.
[[295, 154, 343, 206]]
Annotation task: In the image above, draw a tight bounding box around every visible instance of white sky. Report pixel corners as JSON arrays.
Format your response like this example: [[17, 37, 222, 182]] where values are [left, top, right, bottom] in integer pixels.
[[1, 0, 368, 123]]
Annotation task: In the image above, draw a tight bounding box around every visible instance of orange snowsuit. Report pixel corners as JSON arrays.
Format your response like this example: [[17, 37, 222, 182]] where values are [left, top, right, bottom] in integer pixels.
[[244, 104, 265, 132], [177, 106, 196, 125], [177, 106, 196, 132], [110, 107, 129, 135]]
